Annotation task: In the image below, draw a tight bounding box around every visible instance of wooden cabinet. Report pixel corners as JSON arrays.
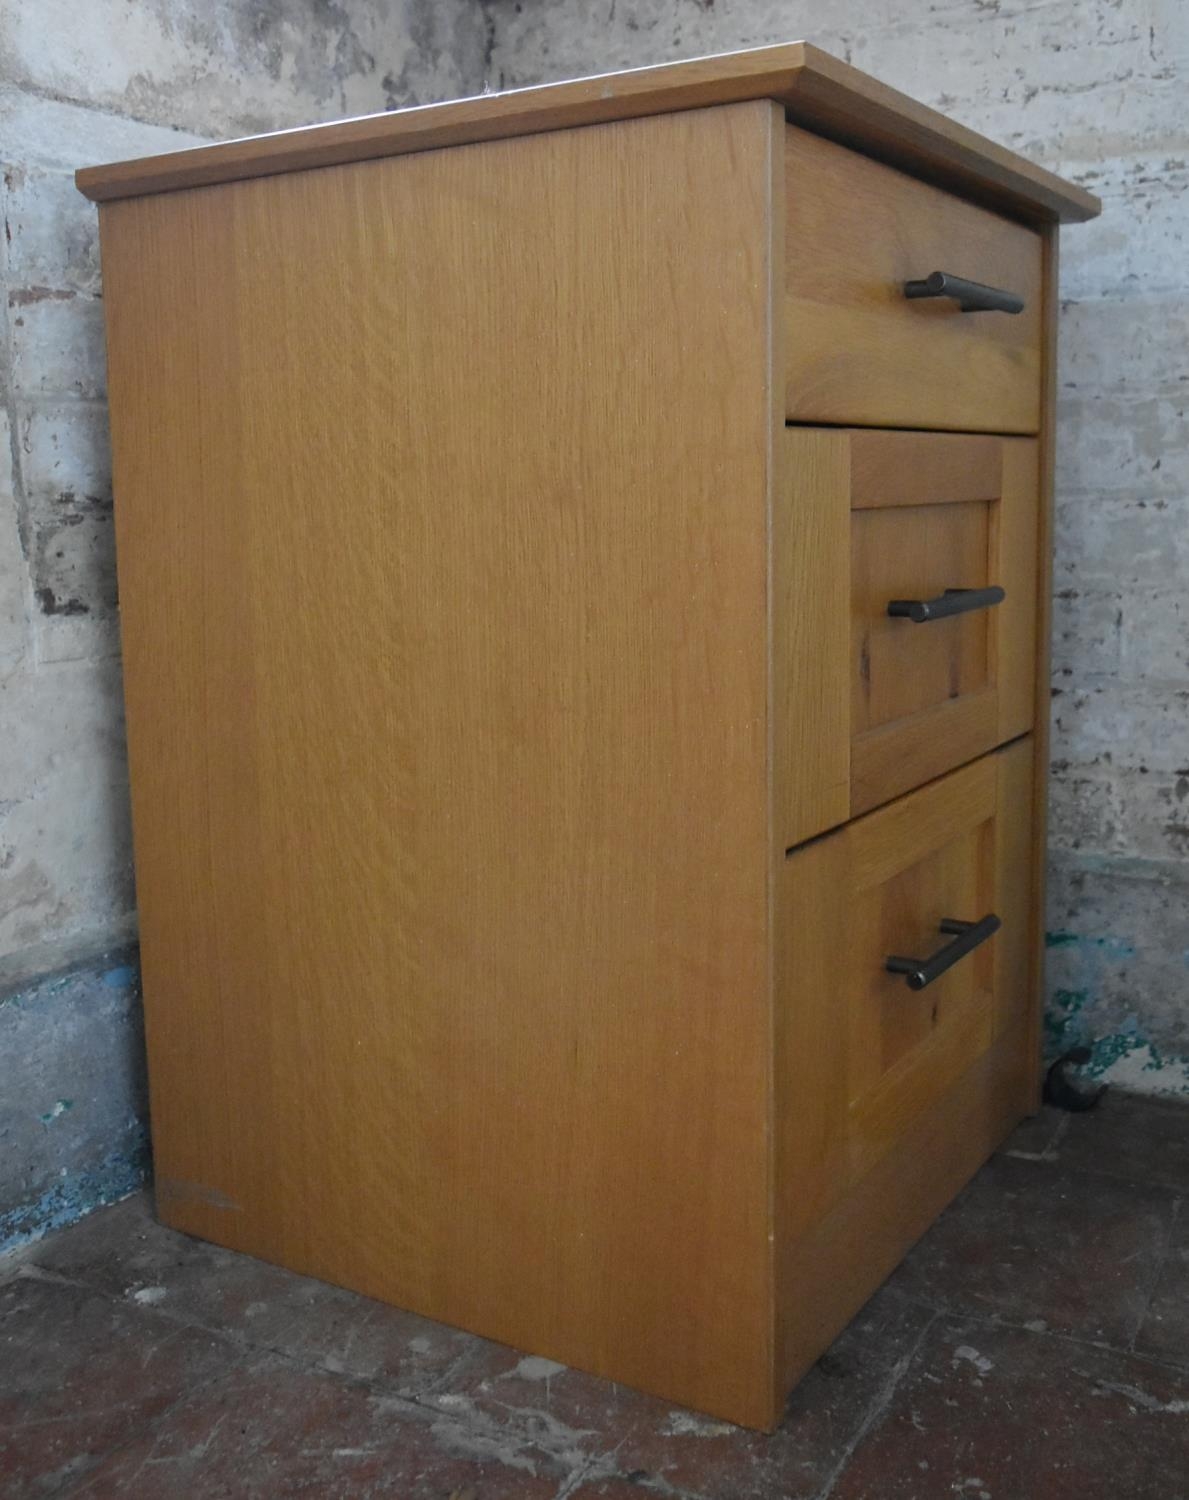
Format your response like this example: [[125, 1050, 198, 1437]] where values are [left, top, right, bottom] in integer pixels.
[[77, 43, 1098, 1430]]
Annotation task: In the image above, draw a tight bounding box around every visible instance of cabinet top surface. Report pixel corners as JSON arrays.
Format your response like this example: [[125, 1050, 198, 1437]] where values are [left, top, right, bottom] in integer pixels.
[[75, 41, 1098, 224]]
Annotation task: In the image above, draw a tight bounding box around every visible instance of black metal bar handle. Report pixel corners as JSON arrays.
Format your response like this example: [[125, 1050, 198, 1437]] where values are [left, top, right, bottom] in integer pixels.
[[903, 270, 1025, 315], [886, 914, 1002, 992], [887, 586, 1005, 624]]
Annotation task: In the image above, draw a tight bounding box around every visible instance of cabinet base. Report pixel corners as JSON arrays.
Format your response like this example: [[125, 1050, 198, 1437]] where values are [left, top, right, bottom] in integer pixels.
[[775, 1022, 1033, 1426]]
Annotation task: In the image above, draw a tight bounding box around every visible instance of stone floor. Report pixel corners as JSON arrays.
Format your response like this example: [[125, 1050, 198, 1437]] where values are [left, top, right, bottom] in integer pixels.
[[2, 1092, 1187, 1499]]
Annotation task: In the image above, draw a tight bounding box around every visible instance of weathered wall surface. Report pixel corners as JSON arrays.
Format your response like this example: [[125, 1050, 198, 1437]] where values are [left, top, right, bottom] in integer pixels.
[[0, 949, 144, 1254], [0, 0, 487, 1246], [487, 1, 1189, 1093]]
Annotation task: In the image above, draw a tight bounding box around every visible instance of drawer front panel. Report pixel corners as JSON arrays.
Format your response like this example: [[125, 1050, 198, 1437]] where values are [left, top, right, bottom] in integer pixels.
[[776, 429, 1039, 847], [853, 500, 993, 734], [850, 431, 1038, 814], [784, 126, 1043, 433], [777, 739, 1034, 1235]]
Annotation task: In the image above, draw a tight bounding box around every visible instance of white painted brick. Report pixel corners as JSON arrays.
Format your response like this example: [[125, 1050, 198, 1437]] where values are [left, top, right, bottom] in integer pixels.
[[1059, 157, 1189, 301], [1111, 770, 1189, 862], [1047, 850, 1189, 1058], [3, 165, 102, 297], [1120, 590, 1189, 683], [0, 656, 134, 954], [489, 0, 1188, 159], [1050, 768, 1189, 864], [8, 295, 107, 399], [18, 402, 112, 507], [1056, 295, 1189, 396], [1054, 495, 1189, 591], [1, 0, 486, 140], [1054, 392, 1189, 498], [0, 412, 29, 677], [0, 86, 211, 171], [1048, 771, 1119, 855], [1051, 588, 1122, 679], [485, 0, 851, 90], [846, 4, 1186, 161], [34, 609, 122, 669], [1051, 678, 1189, 774], [16, 404, 118, 663], [27, 499, 117, 629]]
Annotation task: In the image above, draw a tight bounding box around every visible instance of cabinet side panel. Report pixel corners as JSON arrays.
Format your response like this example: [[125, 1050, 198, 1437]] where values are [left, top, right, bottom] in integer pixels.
[[1027, 227, 1060, 1106], [100, 102, 775, 1425]]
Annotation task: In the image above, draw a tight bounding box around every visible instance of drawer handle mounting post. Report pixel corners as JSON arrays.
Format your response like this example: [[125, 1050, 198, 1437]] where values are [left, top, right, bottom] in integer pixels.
[[886, 914, 1002, 992], [903, 270, 1025, 314], [887, 586, 1005, 624]]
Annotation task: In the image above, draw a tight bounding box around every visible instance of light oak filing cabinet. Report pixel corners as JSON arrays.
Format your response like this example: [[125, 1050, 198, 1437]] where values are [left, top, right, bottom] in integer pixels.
[[78, 45, 1100, 1428]]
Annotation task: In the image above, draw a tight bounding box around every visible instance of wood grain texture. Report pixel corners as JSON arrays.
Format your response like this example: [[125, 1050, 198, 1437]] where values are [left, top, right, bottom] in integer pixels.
[[995, 439, 1042, 743], [775, 429, 851, 850], [994, 737, 1035, 1045], [850, 691, 999, 819], [775, 427, 1039, 842], [75, 43, 1100, 225], [100, 103, 781, 1428], [1023, 227, 1062, 1107], [775, 740, 1034, 1393], [852, 501, 992, 736], [850, 430, 1001, 510], [92, 58, 1083, 1430], [784, 126, 1044, 433], [762, 98, 787, 1401], [849, 431, 1039, 815], [777, 1017, 1030, 1393]]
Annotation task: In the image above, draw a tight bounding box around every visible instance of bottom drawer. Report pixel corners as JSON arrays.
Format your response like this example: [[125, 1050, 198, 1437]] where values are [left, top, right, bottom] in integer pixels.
[[775, 738, 1038, 1395], [777, 737, 1035, 1238]]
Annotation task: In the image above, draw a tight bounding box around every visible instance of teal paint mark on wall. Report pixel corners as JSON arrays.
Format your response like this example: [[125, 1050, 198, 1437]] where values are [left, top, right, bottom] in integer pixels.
[[0, 1129, 149, 1256], [1044, 987, 1090, 1053], [2, 945, 147, 1253], [1089, 1031, 1139, 1073], [1045, 931, 1136, 959], [1044, 929, 1135, 1026], [1043, 927, 1189, 1093]]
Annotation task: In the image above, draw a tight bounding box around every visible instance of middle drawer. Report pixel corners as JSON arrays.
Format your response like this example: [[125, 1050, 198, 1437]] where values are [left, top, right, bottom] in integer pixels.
[[776, 428, 1039, 849]]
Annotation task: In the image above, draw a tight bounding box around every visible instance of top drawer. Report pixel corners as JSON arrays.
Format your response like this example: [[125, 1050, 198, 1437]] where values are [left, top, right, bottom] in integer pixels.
[[784, 127, 1043, 434]]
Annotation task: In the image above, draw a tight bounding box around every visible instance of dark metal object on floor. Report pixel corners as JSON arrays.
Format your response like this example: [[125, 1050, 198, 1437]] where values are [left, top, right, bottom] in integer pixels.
[[1044, 1045, 1107, 1111]]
